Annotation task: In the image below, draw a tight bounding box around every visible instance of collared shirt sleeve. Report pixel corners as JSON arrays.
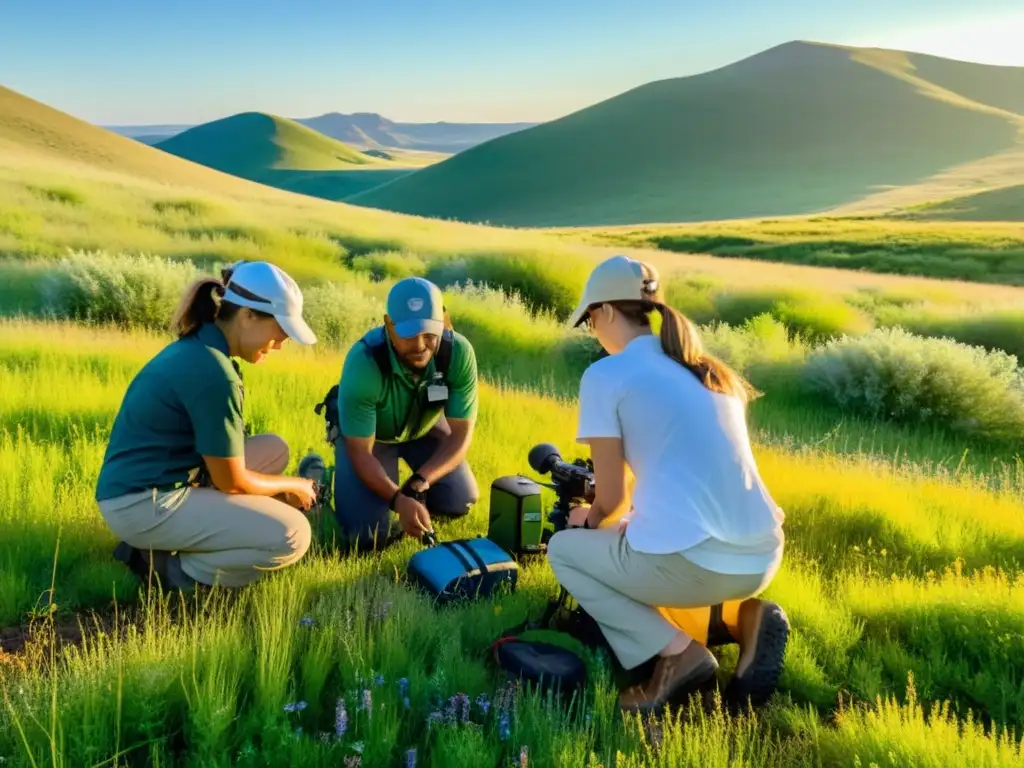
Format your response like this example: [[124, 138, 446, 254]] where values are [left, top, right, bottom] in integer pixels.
[[576, 364, 621, 441], [444, 334, 478, 421], [338, 344, 382, 439], [180, 375, 246, 458]]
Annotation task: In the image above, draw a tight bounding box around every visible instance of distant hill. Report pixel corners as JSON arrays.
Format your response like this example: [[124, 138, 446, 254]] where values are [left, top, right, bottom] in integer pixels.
[[152, 112, 434, 200], [293, 112, 538, 153], [105, 113, 538, 154], [155, 112, 378, 172], [346, 41, 1024, 227], [899, 184, 1024, 221]]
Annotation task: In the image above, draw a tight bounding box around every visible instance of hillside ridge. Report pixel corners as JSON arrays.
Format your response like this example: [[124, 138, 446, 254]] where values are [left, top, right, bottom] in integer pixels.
[[347, 41, 1024, 227]]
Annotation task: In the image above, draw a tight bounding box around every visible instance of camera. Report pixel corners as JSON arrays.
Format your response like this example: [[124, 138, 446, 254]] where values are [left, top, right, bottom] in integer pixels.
[[527, 442, 595, 533], [486, 442, 595, 557]]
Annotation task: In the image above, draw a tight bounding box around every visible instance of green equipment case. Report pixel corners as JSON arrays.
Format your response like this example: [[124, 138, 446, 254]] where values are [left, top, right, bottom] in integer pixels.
[[487, 475, 545, 557]]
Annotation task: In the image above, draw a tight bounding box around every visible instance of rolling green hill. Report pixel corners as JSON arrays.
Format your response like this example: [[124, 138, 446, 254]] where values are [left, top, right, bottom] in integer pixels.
[[153, 112, 437, 200], [347, 41, 1024, 227], [901, 184, 1024, 221]]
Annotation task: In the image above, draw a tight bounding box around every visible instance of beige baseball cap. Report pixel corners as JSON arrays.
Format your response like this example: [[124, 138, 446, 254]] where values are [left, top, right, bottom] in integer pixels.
[[568, 254, 659, 327]]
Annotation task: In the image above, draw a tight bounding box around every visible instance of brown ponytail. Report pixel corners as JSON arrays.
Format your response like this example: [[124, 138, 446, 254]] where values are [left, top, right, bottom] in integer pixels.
[[170, 263, 244, 338], [599, 262, 760, 404], [653, 301, 760, 404]]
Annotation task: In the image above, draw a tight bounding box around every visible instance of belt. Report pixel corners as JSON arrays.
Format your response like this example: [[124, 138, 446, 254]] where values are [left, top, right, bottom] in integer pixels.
[[155, 477, 209, 493]]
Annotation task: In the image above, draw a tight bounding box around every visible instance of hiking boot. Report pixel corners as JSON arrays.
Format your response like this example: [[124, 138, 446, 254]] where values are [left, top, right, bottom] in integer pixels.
[[113, 541, 169, 583], [618, 641, 719, 713], [724, 598, 790, 709], [164, 553, 199, 594]]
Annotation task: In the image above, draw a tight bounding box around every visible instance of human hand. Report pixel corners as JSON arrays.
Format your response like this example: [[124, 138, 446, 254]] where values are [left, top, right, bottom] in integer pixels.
[[568, 504, 591, 528], [395, 493, 432, 538], [286, 478, 317, 512]]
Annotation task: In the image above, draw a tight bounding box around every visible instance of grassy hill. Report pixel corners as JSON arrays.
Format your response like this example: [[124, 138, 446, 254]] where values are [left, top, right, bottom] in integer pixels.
[[155, 112, 377, 171], [347, 41, 1024, 227], [898, 184, 1024, 221], [152, 112, 440, 200]]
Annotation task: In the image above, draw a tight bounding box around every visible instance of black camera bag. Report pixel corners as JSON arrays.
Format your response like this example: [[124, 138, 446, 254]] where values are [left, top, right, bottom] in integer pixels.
[[487, 586, 614, 698]]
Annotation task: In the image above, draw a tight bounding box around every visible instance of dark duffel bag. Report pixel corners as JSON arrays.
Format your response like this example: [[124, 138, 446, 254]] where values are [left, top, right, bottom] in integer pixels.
[[407, 535, 519, 606]]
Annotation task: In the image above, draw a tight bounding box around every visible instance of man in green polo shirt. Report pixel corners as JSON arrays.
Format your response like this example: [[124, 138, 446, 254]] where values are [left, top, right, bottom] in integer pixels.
[[331, 276, 479, 551]]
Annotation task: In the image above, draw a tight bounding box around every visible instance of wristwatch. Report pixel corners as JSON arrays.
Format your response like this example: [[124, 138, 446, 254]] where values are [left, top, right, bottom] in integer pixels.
[[400, 473, 428, 504]]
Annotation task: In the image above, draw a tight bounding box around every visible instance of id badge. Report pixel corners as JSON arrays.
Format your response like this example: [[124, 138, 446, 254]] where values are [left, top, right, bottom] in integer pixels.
[[427, 384, 448, 403]]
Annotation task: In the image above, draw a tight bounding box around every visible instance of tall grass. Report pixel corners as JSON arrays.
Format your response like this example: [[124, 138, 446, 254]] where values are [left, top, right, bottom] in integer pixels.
[[2, 319, 1024, 765]]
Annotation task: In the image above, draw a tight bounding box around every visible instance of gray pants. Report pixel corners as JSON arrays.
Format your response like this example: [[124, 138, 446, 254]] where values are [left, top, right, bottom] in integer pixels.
[[97, 434, 312, 587], [547, 526, 776, 670], [333, 422, 478, 551]]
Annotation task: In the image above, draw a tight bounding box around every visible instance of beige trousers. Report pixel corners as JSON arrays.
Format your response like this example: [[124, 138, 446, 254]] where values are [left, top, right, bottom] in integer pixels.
[[546, 526, 774, 670], [97, 434, 312, 588]]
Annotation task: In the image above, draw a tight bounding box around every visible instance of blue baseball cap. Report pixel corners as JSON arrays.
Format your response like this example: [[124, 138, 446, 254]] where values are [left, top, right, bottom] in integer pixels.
[[387, 277, 445, 338]]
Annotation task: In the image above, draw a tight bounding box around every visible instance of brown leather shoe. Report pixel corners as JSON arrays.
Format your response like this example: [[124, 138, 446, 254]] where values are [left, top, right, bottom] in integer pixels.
[[618, 642, 719, 713]]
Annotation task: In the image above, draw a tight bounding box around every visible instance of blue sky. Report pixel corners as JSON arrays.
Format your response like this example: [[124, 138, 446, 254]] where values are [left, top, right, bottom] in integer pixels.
[[2, 0, 1022, 126]]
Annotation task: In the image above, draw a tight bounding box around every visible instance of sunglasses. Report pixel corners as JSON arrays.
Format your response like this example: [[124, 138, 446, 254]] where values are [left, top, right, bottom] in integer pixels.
[[581, 303, 604, 330]]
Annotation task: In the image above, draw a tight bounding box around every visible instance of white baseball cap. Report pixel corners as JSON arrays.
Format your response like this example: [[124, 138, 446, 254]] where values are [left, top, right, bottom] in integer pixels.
[[567, 255, 660, 327], [222, 261, 317, 345]]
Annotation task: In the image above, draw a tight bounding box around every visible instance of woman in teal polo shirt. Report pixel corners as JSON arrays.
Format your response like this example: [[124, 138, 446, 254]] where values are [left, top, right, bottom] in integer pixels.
[[96, 260, 319, 591]]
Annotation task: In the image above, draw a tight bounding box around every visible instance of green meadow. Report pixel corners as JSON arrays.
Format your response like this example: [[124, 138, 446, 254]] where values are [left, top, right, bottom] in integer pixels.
[[3, 77, 1024, 767]]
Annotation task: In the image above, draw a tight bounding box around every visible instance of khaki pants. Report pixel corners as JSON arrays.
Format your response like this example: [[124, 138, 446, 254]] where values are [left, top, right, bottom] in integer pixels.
[[97, 434, 312, 588], [547, 526, 776, 670]]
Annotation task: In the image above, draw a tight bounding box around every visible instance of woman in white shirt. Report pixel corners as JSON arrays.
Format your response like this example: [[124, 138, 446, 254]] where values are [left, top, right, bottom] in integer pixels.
[[546, 254, 788, 714]]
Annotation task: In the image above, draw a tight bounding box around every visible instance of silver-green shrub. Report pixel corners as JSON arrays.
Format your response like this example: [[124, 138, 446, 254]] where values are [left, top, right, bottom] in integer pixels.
[[40, 250, 201, 330], [301, 282, 386, 349], [801, 326, 1024, 442]]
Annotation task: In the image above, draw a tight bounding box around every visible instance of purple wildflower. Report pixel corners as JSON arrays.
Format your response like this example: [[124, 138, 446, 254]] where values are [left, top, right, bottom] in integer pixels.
[[299, 616, 314, 628], [404, 748, 417, 768], [398, 677, 409, 697], [475, 693, 491, 715], [374, 673, 385, 687], [403, 696, 411, 710], [450, 692, 471, 724], [426, 710, 443, 730], [498, 712, 511, 741], [360, 688, 372, 713], [335, 698, 349, 738], [283, 700, 307, 713], [443, 702, 456, 726]]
